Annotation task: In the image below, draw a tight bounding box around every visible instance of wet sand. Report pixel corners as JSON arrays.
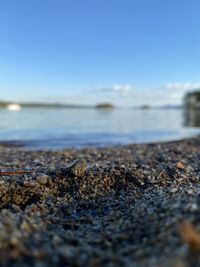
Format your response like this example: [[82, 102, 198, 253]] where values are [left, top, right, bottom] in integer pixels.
[[0, 138, 200, 266]]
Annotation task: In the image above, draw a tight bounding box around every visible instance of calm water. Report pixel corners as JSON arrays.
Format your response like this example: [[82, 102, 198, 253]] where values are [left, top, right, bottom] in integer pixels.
[[0, 108, 199, 149]]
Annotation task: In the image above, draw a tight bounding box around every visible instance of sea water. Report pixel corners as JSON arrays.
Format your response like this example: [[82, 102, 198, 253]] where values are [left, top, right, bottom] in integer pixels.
[[0, 108, 199, 149]]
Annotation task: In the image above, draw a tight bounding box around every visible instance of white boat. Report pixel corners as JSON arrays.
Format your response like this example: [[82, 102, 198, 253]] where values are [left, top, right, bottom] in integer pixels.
[[7, 104, 21, 111]]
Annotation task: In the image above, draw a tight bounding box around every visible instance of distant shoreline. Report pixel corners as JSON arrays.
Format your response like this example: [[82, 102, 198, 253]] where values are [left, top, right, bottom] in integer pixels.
[[0, 100, 183, 110], [0, 101, 94, 109]]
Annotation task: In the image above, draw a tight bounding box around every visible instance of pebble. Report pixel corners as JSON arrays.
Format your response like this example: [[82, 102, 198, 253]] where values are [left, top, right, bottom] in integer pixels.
[[36, 174, 49, 185], [176, 161, 185, 169], [184, 203, 198, 212], [171, 188, 179, 193], [69, 158, 87, 177]]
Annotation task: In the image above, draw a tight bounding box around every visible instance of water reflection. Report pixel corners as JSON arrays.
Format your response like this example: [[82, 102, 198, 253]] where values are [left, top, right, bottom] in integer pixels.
[[184, 109, 200, 127]]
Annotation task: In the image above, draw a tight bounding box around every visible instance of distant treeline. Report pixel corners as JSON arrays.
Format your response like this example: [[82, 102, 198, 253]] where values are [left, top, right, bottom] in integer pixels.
[[0, 101, 115, 109], [184, 91, 200, 109], [0, 101, 9, 108]]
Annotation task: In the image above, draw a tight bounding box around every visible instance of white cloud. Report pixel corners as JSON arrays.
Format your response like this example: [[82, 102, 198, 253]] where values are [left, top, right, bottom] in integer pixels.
[[164, 82, 200, 90], [111, 84, 132, 93], [96, 84, 133, 94]]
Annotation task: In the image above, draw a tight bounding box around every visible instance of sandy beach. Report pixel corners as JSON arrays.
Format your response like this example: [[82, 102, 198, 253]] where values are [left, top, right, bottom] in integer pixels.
[[0, 137, 200, 266]]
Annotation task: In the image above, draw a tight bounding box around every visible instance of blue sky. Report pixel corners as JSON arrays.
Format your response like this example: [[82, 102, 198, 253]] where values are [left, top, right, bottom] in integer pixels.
[[0, 0, 200, 106]]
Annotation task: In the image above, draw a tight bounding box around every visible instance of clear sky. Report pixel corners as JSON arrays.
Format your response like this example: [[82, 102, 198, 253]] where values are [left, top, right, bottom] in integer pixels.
[[0, 0, 200, 106]]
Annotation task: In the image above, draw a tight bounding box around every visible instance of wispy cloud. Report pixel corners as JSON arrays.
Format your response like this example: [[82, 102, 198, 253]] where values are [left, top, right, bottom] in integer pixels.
[[164, 82, 200, 90], [93, 82, 200, 106], [95, 84, 133, 95], [19, 82, 200, 107]]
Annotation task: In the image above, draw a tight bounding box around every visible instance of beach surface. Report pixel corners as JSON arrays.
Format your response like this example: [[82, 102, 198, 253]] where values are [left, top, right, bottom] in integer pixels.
[[0, 138, 200, 266]]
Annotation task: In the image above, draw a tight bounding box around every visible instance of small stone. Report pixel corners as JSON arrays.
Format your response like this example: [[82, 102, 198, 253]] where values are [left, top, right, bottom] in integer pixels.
[[176, 162, 185, 169], [52, 235, 62, 245], [185, 203, 198, 212], [23, 180, 36, 187], [36, 174, 49, 185], [10, 236, 18, 246], [187, 188, 196, 195], [69, 159, 87, 177], [58, 245, 77, 258], [171, 188, 178, 193], [21, 220, 31, 232]]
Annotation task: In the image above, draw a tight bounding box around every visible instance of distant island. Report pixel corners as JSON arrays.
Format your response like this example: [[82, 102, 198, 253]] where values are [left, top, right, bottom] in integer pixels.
[[140, 105, 151, 110], [134, 104, 182, 110], [95, 103, 114, 109]]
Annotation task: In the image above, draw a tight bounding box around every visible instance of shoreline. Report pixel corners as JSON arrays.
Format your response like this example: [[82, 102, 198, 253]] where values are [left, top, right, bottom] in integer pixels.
[[0, 137, 200, 266], [0, 133, 199, 150]]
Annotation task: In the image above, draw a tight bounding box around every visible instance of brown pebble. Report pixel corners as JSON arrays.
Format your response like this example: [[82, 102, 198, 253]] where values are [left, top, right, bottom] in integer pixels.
[[69, 158, 87, 177], [179, 222, 200, 252], [10, 236, 18, 246], [36, 174, 49, 185], [176, 162, 185, 169]]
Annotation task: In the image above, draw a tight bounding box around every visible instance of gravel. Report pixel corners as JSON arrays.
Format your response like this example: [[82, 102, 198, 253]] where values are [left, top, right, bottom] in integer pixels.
[[0, 137, 200, 266]]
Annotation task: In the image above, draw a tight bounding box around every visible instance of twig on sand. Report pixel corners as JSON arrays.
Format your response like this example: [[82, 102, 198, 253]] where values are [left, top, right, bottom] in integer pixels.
[[0, 171, 33, 176]]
